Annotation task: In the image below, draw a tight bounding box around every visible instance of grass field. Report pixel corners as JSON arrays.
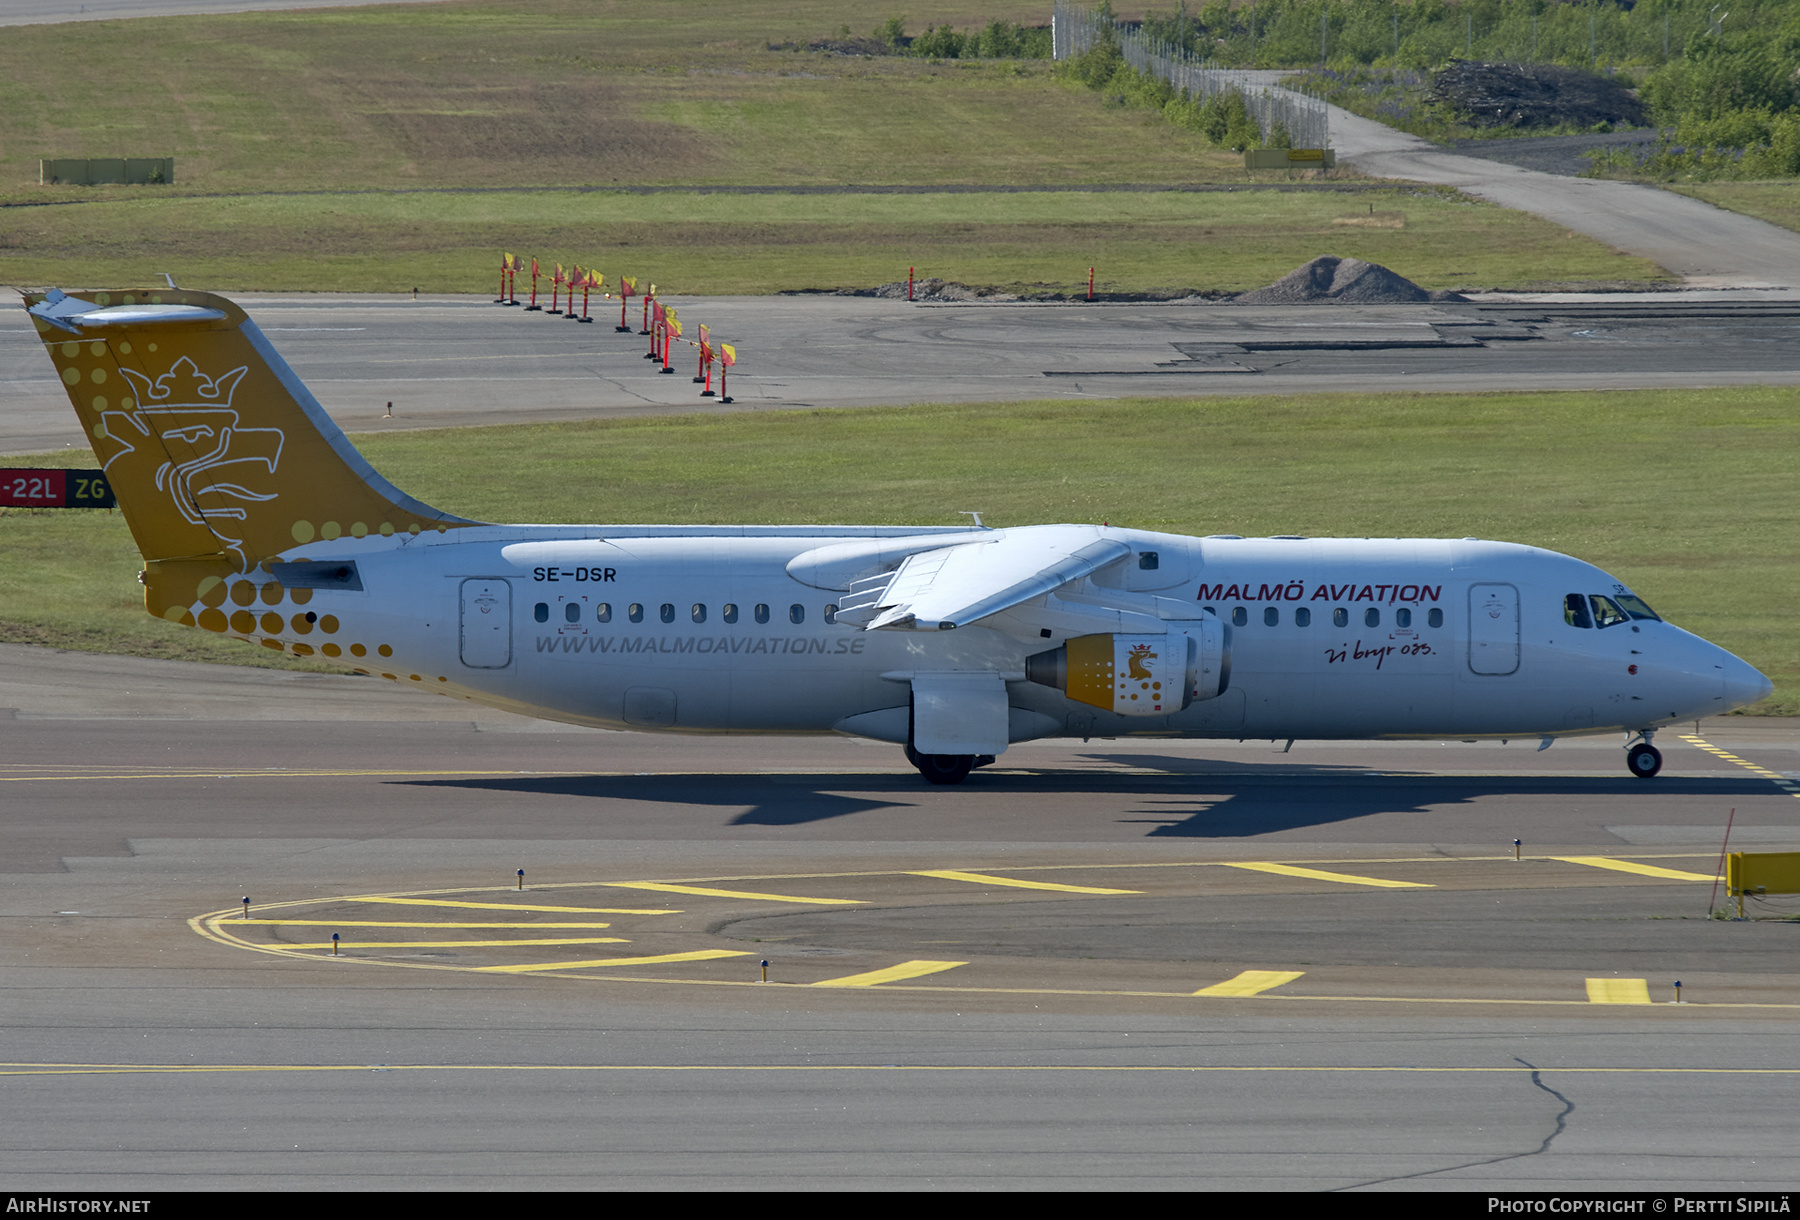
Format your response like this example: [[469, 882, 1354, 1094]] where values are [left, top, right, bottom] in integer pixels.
[[4, 387, 1792, 713], [0, 185, 1664, 294], [0, 1, 1216, 195], [1671, 183, 1800, 238], [0, 0, 1676, 294]]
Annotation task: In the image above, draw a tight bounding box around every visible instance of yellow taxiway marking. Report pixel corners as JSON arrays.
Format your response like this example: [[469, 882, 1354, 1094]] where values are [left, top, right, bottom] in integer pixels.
[[479, 950, 750, 974], [812, 960, 968, 988], [225, 920, 619, 929], [602, 881, 863, 906], [908, 869, 1140, 895], [287, 938, 629, 950], [1679, 734, 1800, 800], [1221, 862, 1433, 889], [344, 896, 674, 915], [1193, 970, 1306, 998], [1554, 857, 1715, 882], [1587, 978, 1652, 1005]]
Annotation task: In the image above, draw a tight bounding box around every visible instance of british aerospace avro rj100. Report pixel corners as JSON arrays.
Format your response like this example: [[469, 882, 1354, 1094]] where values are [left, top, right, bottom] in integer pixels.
[[25, 288, 1772, 783]]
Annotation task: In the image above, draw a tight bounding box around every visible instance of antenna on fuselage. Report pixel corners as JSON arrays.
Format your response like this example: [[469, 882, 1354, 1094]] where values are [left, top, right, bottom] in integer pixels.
[[959, 511, 988, 529]]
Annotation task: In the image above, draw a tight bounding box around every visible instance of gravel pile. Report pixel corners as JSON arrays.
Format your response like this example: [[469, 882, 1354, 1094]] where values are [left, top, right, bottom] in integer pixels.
[[1232, 256, 1466, 305], [858, 278, 1020, 302], [1428, 60, 1648, 130]]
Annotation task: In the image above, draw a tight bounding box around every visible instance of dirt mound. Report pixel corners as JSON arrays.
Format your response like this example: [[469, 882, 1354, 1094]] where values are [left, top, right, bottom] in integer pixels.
[[1428, 60, 1648, 130], [1232, 256, 1465, 305]]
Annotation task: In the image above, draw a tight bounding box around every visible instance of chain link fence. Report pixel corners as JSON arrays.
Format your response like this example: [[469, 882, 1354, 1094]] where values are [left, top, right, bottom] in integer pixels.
[[1052, 0, 1330, 149]]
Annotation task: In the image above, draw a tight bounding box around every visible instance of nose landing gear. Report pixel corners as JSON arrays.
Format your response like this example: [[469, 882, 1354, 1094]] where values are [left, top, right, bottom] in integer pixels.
[[1626, 732, 1663, 778]]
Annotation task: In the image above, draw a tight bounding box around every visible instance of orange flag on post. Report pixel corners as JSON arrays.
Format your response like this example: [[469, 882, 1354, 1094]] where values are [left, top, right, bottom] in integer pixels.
[[617, 276, 637, 331], [717, 342, 737, 403]]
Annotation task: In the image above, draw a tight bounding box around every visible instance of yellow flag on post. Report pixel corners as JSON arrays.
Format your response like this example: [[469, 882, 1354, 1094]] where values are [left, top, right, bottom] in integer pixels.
[[719, 343, 737, 367]]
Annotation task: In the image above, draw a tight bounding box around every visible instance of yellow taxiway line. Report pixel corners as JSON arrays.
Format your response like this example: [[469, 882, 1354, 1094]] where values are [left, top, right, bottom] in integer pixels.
[[1193, 970, 1306, 997], [908, 869, 1140, 894], [812, 960, 968, 988], [1554, 857, 1715, 882], [1221, 862, 1433, 889], [479, 949, 750, 974], [342, 896, 674, 915], [1587, 978, 1653, 1004], [601, 881, 863, 905], [229, 920, 620, 929]]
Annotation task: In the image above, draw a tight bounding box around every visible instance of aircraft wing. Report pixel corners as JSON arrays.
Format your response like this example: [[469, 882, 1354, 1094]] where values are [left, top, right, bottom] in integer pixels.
[[835, 527, 1131, 631]]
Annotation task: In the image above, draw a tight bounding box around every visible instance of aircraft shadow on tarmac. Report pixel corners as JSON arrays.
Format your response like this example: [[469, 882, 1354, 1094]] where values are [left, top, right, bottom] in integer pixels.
[[396, 759, 1775, 837]]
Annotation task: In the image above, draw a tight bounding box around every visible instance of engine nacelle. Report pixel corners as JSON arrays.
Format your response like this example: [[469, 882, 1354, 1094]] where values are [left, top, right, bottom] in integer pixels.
[[1026, 620, 1228, 717]]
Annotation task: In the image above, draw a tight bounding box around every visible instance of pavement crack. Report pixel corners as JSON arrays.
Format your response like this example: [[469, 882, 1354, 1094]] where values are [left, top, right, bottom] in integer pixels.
[[1332, 1056, 1572, 1191]]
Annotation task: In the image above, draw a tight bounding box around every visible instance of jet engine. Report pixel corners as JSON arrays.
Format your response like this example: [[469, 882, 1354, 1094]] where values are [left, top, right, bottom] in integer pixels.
[[1026, 621, 1228, 716]]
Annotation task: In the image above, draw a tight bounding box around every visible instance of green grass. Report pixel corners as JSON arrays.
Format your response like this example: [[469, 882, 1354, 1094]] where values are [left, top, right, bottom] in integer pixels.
[[4, 387, 1793, 712], [1666, 183, 1800, 236], [0, 0, 1222, 195], [0, 185, 1666, 294]]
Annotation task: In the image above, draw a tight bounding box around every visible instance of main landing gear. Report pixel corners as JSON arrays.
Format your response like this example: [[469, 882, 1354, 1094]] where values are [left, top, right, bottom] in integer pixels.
[[903, 744, 994, 786], [1626, 732, 1663, 778]]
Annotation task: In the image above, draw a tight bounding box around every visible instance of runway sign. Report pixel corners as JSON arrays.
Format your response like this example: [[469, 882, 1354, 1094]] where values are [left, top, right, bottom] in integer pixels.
[[0, 468, 116, 508]]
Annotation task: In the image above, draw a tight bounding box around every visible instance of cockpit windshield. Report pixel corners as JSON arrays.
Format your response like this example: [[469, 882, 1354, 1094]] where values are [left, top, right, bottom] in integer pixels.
[[1590, 595, 1629, 629], [1614, 594, 1661, 622]]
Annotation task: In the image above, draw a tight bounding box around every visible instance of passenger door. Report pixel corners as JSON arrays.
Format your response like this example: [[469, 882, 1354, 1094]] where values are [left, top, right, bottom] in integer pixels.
[[1467, 583, 1519, 676]]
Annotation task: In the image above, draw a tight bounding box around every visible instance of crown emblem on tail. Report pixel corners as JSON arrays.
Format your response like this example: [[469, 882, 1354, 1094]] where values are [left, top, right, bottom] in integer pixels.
[[105, 357, 283, 571]]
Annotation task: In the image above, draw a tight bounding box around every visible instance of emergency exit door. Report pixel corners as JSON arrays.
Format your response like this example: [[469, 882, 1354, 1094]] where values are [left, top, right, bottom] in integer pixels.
[[460, 579, 511, 668]]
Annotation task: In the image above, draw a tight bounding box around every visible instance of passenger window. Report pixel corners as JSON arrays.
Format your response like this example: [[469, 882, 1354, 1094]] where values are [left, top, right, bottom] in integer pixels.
[[628, 603, 644, 624], [1137, 552, 1159, 570], [596, 603, 611, 623], [1232, 607, 1247, 627], [564, 602, 580, 623], [723, 603, 738, 624], [1428, 608, 1443, 628], [692, 603, 706, 624], [1396, 608, 1411, 628], [1365, 608, 1380, 628], [789, 604, 805, 625], [1295, 607, 1311, 627], [534, 602, 549, 623], [754, 603, 770, 624], [824, 604, 838, 625], [1263, 606, 1279, 627], [1333, 607, 1348, 628], [660, 603, 675, 623], [1564, 594, 1593, 629], [1590, 595, 1628, 629]]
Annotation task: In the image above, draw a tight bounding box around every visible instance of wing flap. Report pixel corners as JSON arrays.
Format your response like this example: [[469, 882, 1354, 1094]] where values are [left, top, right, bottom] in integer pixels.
[[842, 527, 1132, 631]]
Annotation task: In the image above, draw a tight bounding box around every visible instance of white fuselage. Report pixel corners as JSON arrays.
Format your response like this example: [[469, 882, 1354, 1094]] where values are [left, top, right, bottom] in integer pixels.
[[278, 525, 1768, 745]]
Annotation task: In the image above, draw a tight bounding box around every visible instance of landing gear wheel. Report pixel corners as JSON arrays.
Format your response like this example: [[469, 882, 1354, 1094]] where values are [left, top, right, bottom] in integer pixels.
[[911, 751, 974, 785], [1627, 742, 1663, 778]]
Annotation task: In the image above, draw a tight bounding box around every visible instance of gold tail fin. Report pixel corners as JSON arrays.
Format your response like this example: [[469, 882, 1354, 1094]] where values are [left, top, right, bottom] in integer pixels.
[[26, 288, 476, 627]]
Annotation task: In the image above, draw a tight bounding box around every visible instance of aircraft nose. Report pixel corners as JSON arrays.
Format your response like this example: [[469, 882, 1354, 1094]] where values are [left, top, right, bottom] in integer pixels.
[[1721, 653, 1774, 711]]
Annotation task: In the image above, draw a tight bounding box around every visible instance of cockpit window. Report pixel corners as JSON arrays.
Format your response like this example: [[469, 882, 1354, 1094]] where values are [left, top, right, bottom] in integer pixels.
[[1590, 595, 1629, 629], [1563, 594, 1592, 629], [1615, 594, 1661, 622]]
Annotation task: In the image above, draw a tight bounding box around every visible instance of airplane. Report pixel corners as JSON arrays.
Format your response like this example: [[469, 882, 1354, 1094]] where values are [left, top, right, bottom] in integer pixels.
[[24, 287, 1773, 784]]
